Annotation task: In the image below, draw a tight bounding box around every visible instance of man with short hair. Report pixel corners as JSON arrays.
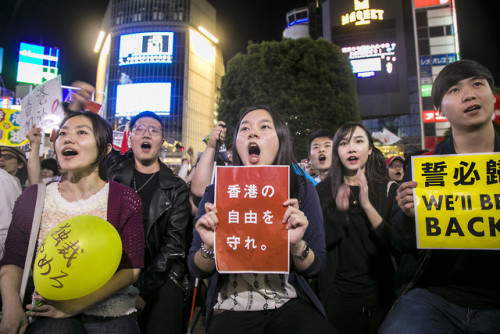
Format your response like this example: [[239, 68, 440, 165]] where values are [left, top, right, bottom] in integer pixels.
[[379, 60, 500, 333], [307, 129, 334, 182], [69, 82, 190, 333], [106, 111, 190, 334], [385, 155, 405, 184]]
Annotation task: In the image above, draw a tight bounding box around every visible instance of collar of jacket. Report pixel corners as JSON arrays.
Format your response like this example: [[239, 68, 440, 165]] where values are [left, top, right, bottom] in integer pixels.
[[120, 152, 184, 190], [435, 131, 500, 154]]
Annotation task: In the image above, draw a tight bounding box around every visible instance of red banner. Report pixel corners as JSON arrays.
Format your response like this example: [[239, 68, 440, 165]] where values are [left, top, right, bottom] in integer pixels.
[[414, 0, 450, 8], [214, 166, 289, 273]]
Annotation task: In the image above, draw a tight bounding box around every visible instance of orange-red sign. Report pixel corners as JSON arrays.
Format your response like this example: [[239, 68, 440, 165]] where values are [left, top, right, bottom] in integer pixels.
[[214, 166, 290, 273], [423, 110, 448, 123]]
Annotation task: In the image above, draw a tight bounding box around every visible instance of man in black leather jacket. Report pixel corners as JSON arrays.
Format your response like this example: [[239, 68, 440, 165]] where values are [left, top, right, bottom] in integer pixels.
[[105, 111, 190, 334]]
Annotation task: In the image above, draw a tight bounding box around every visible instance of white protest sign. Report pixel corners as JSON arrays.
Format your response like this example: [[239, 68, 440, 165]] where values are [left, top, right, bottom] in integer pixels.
[[20, 76, 64, 138]]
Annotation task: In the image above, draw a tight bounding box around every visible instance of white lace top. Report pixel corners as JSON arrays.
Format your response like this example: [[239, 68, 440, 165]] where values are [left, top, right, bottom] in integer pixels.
[[37, 182, 138, 317]]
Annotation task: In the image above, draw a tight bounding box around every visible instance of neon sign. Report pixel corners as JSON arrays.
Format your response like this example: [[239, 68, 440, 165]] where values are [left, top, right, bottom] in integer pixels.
[[422, 110, 447, 123], [421, 84, 432, 97], [341, 0, 384, 26]]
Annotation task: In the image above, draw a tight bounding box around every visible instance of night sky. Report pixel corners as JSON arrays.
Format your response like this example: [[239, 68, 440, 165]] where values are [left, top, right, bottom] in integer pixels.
[[1, 0, 499, 91]]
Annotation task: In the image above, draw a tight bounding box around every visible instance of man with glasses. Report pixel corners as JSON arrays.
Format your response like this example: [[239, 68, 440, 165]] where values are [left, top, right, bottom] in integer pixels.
[[67, 82, 191, 332], [0, 146, 28, 188], [385, 155, 405, 184], [104, 111, 191, 334]]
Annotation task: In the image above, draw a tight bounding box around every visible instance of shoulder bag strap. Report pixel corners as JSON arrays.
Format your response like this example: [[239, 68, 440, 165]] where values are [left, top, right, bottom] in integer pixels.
[[20, 183, 46, 302]]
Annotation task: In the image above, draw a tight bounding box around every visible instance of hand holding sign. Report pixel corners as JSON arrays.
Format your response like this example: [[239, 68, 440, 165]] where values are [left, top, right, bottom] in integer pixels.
[[195, 202, 219, 249], [26, 125, 43, 151], [396, 180, 418, 217], [33, 215, 122, 300], [282, 198, 308, 246], [68, 81, 95, 112]]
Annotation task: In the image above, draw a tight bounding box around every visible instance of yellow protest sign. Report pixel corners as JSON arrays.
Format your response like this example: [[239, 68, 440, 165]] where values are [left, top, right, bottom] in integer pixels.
[[413, 153, 500, 250], [0, 108, 29, 146]]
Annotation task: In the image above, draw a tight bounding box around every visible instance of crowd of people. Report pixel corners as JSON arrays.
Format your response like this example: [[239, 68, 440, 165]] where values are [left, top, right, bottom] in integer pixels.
[[0, 59, 498, 334]]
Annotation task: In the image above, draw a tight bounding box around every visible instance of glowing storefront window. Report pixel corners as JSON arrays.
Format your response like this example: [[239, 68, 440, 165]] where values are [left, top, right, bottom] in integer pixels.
[[190, 30, 215, 63]]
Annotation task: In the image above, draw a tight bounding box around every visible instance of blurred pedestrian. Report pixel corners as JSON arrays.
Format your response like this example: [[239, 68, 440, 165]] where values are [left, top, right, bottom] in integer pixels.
[[385, 155, 405, 184], [0, 146, 28, 189], [308, 129, 334, 183]]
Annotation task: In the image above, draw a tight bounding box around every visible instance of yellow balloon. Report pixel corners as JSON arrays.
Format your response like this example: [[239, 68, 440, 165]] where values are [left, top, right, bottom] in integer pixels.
[[33, 215, 122, 300]]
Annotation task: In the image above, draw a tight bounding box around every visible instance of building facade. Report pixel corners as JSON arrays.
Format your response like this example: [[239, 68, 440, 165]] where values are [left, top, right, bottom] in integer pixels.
[[319, 0, 459, 153], [95, 0, 224, 161]]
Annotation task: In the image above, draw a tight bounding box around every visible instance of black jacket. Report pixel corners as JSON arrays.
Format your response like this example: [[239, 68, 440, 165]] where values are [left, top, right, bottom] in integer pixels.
[[105, 150, 191, 297], [391, 132, 500, 309]]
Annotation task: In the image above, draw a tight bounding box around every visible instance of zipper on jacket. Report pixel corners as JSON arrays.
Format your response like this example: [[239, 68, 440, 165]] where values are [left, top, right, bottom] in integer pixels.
[[145, 203, 172, 255]]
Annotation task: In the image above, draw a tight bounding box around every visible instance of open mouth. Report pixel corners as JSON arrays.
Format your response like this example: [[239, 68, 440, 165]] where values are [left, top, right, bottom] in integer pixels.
[[141, 142, 152, 151], [464, 105, 480, 113], [396, 172, 402, 177], [62, 149, 78, 157], [347, 156, 358, 162], [248, 143, 261, 163], [319, 154, 326, 162]]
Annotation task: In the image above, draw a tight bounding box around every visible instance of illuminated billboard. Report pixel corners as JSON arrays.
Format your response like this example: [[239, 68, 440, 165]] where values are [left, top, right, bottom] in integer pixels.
[[119, 32, 174, 66], [342, 42, 397, 78], [115, 82, 171, 116], [16, 42, 59, 85]]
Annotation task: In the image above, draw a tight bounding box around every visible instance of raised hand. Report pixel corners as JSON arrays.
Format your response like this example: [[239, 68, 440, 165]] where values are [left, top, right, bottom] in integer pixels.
[[396, 181, 418, 217]]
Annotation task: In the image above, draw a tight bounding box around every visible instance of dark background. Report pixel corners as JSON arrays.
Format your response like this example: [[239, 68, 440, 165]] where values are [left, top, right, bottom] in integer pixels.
[[1, 0, 499, 90]]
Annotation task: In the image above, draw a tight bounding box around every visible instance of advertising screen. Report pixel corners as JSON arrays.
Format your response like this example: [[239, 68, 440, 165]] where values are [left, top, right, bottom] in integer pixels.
[[342, 42, 397, 78], [16, 42, 59, 85], [119, 32, 174, 66], [115, 82, 171, 116]]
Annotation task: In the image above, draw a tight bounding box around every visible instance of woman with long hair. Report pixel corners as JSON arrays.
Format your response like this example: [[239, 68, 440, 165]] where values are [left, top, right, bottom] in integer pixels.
[[316, 122, 398, 334], [188, 106, 335, 334], [0, 111, 144, 334]]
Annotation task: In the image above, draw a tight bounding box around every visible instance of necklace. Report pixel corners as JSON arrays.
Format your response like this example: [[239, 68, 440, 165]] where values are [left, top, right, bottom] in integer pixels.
[[133, 171, 158, 193], [350, 186, 359, 205]]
